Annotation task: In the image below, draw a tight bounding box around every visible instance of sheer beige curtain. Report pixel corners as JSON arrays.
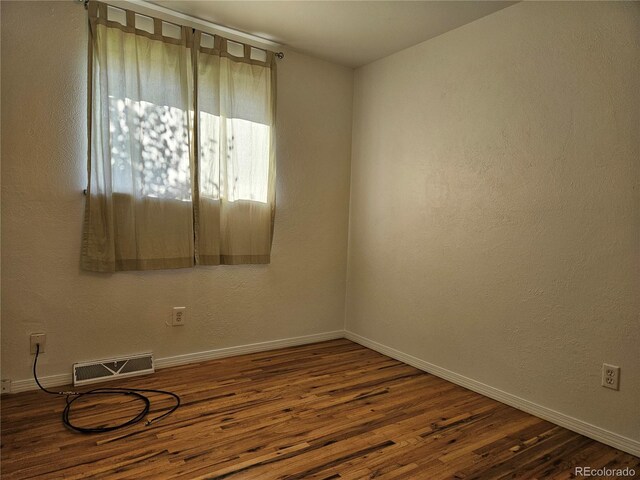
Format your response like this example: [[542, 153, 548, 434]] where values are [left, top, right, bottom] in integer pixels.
[[81, 2, 277, 272], [195, 34, 277, 265]]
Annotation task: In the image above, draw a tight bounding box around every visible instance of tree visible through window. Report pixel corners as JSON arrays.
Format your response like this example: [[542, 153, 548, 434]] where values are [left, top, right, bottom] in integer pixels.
[[109, 98, 193, 202]]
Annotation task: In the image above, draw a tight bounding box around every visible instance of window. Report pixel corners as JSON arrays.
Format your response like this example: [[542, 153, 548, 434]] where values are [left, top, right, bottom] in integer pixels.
[[82, 2, 277, 272]]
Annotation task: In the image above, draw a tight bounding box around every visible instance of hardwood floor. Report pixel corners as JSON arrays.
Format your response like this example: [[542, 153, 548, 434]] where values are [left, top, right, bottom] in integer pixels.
[[1, 339, 638, 479]]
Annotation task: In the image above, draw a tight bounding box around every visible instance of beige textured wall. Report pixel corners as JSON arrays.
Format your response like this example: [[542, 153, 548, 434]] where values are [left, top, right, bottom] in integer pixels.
[[1, 1, 353, 381], [347, 2, 640, 441]]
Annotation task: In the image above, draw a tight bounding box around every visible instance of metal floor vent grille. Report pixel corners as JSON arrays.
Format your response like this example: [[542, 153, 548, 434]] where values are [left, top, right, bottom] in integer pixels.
[[73, 353, 154, 386]]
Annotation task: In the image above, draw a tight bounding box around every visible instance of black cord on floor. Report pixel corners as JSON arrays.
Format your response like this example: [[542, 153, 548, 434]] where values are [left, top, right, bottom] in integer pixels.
[[33, 343, 180, 434]]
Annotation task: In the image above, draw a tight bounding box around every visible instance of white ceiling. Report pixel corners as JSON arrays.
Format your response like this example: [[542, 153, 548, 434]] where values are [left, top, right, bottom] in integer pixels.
[[149, 1, 515, 68]]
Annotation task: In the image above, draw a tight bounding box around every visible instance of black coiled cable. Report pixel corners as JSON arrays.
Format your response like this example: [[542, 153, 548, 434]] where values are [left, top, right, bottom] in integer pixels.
[[33, 343, 180, 433]]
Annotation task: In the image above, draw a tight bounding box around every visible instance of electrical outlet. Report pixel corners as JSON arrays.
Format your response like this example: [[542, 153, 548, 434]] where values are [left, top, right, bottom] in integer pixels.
[[1, 380, 11, 394], [172, 307, 187, 326], [30, 333, 47, 354], [602, 364, 620, 390]]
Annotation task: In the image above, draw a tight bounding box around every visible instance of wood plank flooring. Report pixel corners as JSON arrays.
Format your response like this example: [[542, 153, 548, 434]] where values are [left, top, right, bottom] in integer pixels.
[[1, 339, 638, 479]]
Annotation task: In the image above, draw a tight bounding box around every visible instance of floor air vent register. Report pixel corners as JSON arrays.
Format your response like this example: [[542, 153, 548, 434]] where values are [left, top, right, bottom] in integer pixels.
[[73, 353, 154, 386]]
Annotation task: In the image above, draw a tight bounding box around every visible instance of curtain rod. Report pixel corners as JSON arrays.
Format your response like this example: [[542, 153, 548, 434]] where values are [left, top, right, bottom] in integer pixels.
[[79, 0, 285, 59]]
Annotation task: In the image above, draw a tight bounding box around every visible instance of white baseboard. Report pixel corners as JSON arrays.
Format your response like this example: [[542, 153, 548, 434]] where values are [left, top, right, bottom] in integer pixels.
[[11, 373, 73, 394], [154, 330, 345, 369], [9, 330, 345, 394], [344, 330, 640, 458]]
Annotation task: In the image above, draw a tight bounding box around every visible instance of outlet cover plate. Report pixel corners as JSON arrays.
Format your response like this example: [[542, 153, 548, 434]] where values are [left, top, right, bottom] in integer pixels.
[[1, 380, 11, 394], [30, 333, 47, 354], [172, 307, 187, 326], [602, 364, 620, 390]]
